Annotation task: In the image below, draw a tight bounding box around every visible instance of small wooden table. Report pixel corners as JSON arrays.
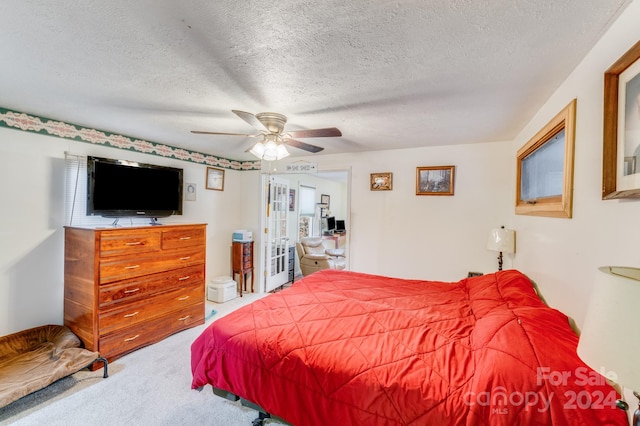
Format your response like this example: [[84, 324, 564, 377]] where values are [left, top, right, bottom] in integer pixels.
[[232, 241, 254, 296]]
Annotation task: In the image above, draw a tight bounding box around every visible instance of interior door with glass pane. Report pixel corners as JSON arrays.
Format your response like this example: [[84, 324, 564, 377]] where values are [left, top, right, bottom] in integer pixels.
[[265, 176, 290, 292]]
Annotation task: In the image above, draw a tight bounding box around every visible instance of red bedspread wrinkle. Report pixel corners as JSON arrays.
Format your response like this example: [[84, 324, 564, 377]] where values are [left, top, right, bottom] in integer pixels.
[[191, 269, 627, 426]]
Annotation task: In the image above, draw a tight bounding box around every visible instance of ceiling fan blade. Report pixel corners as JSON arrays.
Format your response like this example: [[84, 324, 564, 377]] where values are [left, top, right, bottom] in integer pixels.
[[283, 138, 325, 153], [191, 130, 257, 136], [232, 110, 269, 131], [287, 127, 342, 138]]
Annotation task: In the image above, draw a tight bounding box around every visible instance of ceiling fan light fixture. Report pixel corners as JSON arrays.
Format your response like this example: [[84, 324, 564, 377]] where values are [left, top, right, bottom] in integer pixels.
[[249, 141, 266, 158], [192, 110, 337, 157], [250, 135, 289, 161], [264, 138, 278, 151], [275, 143, 290, 160], [262, 149, 277, 161], [262, 138, 278, 161]]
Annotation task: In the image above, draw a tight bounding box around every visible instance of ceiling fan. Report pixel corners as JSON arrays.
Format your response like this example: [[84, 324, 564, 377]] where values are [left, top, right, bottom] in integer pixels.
[[191, 110, 342, 160]]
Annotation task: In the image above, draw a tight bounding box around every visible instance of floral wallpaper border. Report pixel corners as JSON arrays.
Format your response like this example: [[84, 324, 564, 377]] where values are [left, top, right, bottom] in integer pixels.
[[0, 107, 261, 171]]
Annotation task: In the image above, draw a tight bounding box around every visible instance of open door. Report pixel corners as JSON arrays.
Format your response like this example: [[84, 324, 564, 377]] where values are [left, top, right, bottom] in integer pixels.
[[264, 176, 290, 292]]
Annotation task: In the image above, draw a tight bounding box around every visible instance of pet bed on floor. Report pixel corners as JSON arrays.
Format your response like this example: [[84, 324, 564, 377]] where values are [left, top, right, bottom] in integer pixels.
[[0, 324, 107, 408]]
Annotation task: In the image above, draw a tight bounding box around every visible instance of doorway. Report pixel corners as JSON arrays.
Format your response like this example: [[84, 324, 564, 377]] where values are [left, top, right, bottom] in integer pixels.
[[263, 176, 291, 292], [260, 169, 350, 287]]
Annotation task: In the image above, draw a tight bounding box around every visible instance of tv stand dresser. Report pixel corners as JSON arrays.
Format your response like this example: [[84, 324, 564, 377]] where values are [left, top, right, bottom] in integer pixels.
[[63, 223, 206, 366]]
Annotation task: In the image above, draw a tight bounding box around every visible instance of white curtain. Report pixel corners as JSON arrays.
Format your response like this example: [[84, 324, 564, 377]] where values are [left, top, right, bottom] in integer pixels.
[[298, 184, 316, 216]]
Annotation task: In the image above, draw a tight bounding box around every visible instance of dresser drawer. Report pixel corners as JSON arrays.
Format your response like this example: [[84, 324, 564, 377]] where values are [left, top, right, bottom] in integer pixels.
[[99, 229, 162, 257], [99, 282, 203, 334], [243, 244, 252, 255], [99, 265, 204, 307], [99, 303, 205, 358], [162, 226, 206, 250], [242, 244, 252, 267], [99, 248, 205, 284]]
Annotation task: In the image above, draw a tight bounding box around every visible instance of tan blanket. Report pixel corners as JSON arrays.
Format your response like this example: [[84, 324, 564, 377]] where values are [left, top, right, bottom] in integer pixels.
[[0, 324, 99, 408]]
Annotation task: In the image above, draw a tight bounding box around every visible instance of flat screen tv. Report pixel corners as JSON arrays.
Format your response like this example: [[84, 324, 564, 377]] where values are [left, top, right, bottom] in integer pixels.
[[87, 156, 183, 218]]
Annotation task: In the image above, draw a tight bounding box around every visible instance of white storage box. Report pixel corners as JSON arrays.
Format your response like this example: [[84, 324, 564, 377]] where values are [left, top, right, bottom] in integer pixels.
[[232, 230, 253, 242], [207, 276, 237, 303]]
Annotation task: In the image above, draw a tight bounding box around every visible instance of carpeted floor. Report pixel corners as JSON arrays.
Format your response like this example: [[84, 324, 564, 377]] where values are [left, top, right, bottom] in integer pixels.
[[0, 291, 287, 426]]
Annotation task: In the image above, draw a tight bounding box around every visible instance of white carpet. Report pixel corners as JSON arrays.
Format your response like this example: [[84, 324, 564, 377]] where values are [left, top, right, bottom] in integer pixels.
[[0, 292, 286, 426]]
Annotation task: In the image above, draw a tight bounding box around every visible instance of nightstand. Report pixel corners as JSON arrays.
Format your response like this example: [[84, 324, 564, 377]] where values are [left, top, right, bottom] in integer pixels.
[[232, 241, 254, 296]]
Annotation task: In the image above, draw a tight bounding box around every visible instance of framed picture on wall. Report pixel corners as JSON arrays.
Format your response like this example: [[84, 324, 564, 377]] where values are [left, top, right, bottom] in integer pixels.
[[289, 189, 296, 211], [602, 40, 640, 199], [320, 194, 330, 209], [206, 167, 225, 191], [185, 183, 197, 201], [416, 166, 455, 195], [370, 172, 393, 191]]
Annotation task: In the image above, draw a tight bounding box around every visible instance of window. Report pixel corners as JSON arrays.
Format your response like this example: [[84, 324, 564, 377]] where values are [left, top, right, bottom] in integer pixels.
[[516, 99, 576, 218], [298, 184, 316, 238]]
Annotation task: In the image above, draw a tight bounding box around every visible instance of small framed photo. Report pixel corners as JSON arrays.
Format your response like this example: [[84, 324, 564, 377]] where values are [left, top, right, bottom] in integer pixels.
[[370, 172, 392, 191], [289, 189, 296, 211], [416, 166, 455, 196], [206, 167, 225, 191], [320, 194, 330, 209], [185, 183, 197, 201]]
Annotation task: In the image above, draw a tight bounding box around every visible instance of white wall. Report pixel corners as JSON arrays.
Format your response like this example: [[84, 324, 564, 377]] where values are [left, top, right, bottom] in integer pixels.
[[0, 127, 256, 335], [286, 140, 513, 282], [510, 0, 640, 327]]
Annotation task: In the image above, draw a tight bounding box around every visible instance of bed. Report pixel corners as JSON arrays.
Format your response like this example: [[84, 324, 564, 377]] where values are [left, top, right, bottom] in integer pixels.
[[191, 269, 627, 425]]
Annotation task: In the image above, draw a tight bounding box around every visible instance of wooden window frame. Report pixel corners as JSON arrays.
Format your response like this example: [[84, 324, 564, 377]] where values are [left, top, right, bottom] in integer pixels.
[[515, 99, 576, 218]]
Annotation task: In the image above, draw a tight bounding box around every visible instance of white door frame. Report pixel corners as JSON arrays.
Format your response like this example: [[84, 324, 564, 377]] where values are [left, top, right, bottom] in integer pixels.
[[260, 175, 291, 292], [259, 168, 352, 288]]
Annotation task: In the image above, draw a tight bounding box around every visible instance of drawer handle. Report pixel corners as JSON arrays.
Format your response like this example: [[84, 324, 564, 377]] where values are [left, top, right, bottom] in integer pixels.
[[125, 241, 142, 246], [123, 288, 140, 294], [180, 256, 191, 261], [178, 315, 191, 321], [123, 311, 139, 318], [178, 276, 191, 281], [180, 236, 191, 240], [125, 265, 140, 270], [178, 296, 190, 301], [124, 334, 140, 342]]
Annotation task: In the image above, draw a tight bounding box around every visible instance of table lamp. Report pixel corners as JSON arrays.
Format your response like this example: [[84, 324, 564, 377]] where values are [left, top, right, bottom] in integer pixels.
[[486, 226, 516, 271], [577, 266, 640, 424]]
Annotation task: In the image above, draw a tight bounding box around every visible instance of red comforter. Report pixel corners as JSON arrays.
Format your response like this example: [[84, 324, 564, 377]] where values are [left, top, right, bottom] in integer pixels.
[[191, 269, 627, 425]]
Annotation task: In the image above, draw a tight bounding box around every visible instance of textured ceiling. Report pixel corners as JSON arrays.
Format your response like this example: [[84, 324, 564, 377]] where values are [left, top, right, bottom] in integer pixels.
[[0, 0, 632, 161]]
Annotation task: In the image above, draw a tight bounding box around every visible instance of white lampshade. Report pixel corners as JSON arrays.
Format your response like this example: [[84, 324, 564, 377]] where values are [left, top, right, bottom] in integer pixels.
[[275, 143, 290, 160], [486, 227, 516, 253], [577, 266, 640, 392], [262, 140, 278, 161], [249, 141, 266, 158]]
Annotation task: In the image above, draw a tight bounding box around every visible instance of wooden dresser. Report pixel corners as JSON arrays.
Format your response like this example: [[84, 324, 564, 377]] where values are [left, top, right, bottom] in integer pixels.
[[63, 223, 206, 365]]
